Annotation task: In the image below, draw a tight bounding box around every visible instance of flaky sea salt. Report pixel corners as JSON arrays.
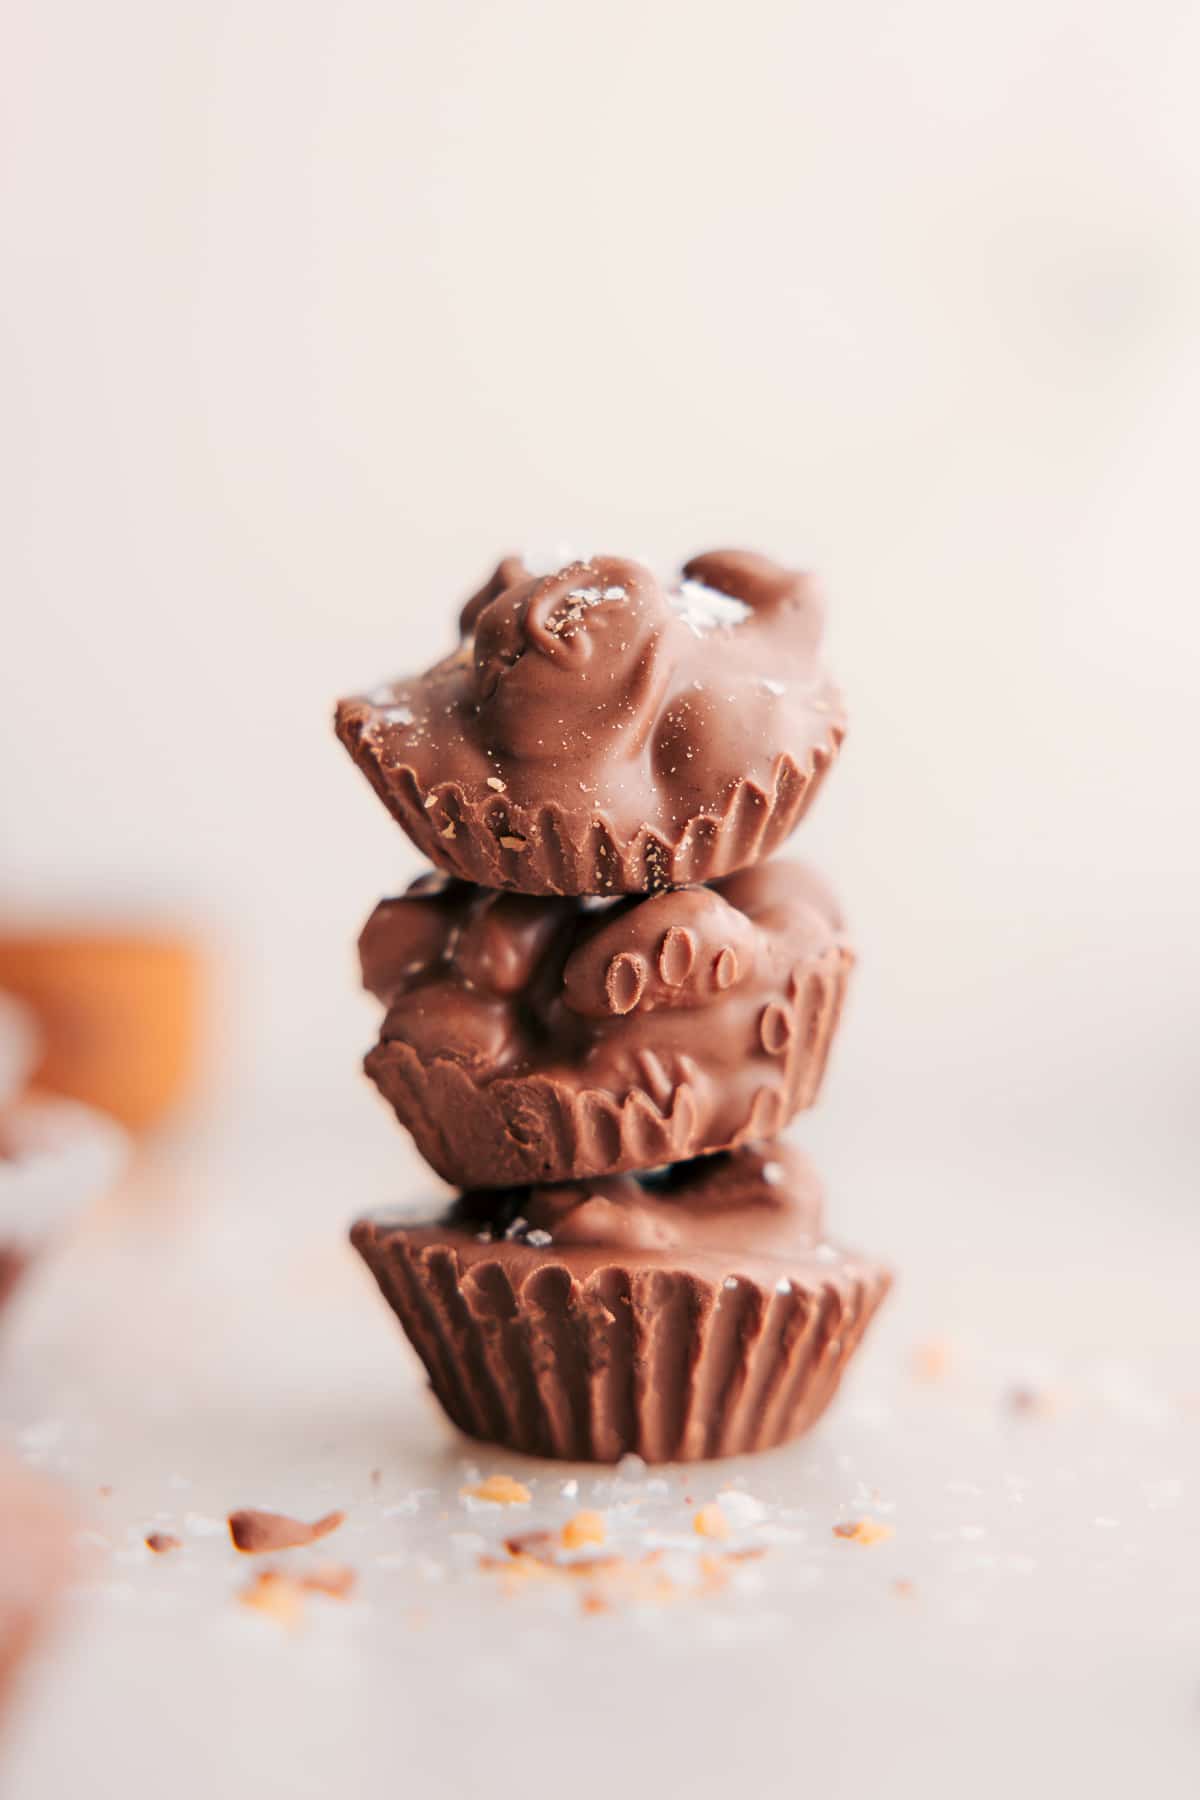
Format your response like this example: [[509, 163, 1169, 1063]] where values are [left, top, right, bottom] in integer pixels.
[[669, 579, 752, 637], [183, 1513, 225, 1538], [716, 1490, 769, 1528]]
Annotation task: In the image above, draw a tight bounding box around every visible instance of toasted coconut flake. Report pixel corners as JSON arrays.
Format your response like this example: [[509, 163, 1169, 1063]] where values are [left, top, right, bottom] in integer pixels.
[[833, 1517, 894, 1547], [692, 1503, 731, 1541], [561, 1510, 606, 1551], [461, 1474, 532, 1507]]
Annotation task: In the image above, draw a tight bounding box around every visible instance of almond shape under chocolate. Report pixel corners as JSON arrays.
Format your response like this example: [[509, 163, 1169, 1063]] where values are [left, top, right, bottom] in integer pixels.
[[335, 550, 845, 896], [359, 860, 852, 1190]]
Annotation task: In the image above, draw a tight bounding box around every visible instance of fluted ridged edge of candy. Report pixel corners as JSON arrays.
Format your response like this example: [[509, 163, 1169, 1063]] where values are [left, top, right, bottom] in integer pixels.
[[351, 1220, 890, 1464]]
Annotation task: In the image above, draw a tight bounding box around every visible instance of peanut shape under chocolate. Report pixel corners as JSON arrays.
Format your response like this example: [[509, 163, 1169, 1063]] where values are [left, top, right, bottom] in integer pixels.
[[360, 860, 852, 1189], [336, 550, 844, 895]]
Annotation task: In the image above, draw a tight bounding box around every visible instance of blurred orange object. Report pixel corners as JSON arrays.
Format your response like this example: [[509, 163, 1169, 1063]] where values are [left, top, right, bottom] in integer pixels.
[[0, 933, 202, 1131]]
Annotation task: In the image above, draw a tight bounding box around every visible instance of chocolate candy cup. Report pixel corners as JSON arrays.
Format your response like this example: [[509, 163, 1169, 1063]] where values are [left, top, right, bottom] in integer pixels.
[[336, 551, 844, 896], [360, 859, 852, 1190], [351, 1145, 890, 1464]]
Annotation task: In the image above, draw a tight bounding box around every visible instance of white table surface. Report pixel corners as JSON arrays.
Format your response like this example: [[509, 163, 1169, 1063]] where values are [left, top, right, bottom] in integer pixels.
[[3, 1095, 1198, 1800]]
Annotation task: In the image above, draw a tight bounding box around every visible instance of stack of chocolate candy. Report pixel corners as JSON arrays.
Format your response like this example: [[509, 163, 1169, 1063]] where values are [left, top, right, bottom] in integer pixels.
[[337, 552, 889, 1463]]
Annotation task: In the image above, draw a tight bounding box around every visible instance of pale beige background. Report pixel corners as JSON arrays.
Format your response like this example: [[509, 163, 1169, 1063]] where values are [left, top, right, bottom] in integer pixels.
[[5, 0, 1199, 1161], [4, 10, 1200, 1796]]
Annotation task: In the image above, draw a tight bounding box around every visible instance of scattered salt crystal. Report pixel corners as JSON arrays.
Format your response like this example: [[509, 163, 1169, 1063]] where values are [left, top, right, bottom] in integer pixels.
[[183, 1513, 225, 1537], [382, 1495, 422, 1517], [504, 1217, 529, 1241], [379, 704, 413, 726], [617, 1454, 646, 1479], [717, 1490, 768, 1528], [18, 1420, 64, 1454], [486, 776, 506, 792], [755, 1521, 808, 1545], [761, 1162, 785, 1186], [723, 1276, 739, 1290], [525, 1228, 552, 1248], [775, 1278, 793, 1295], [760, 678, 786, 696], [449, 1532, 487, 1554], [560, 1480, 579, 1499], [602, 585, 627, 600]]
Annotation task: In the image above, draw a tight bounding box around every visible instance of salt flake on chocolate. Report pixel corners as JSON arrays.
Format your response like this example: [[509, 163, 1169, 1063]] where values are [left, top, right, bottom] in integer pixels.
[[670, 579, 752, 637]]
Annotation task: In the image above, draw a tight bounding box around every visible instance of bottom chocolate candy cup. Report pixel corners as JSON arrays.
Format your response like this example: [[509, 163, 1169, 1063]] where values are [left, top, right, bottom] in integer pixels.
[[351, 1214, 889, 1464]]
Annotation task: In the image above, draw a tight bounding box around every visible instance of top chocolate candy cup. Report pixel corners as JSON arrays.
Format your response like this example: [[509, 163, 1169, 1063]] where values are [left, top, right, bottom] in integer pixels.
[[335, 550, 845, 896]]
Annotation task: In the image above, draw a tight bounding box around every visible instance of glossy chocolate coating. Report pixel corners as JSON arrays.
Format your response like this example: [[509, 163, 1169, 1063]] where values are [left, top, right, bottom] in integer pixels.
[[451, 1140, 824, 1254], [360, 860, 852, 1189], [351, 1144, 890, 1464], [336, 550, 844, 895]]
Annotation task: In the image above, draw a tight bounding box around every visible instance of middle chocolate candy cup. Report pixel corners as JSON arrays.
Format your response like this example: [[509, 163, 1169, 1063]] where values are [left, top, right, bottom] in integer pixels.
[[359, 859, 852, 1191]]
